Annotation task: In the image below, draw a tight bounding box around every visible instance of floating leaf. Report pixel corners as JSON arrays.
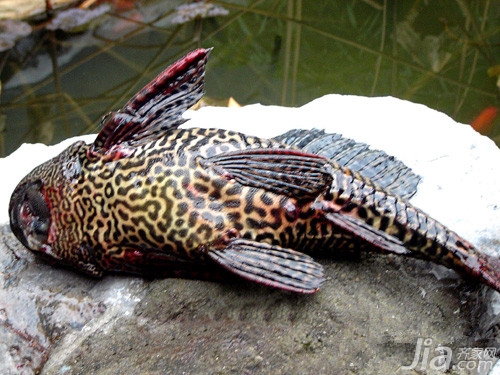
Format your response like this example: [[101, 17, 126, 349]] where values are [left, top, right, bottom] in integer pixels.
[[0, 19, 31, 52], [46, 4, 110, 32], [170, 2, 229, 25]]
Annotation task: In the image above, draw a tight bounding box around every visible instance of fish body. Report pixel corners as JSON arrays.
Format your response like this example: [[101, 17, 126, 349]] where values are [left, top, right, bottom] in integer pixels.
[[9, 48, 500, 293]]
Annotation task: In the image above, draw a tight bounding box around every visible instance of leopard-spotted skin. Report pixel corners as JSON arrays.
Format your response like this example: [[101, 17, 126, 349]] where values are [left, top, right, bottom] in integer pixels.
[[11, 125, 494, 285], [9, 47, 500, 293], [11, 127, 343, 276]]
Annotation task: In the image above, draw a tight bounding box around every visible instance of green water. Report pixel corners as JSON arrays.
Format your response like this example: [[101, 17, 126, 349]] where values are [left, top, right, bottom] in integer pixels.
[[1, 0, 499, 157]]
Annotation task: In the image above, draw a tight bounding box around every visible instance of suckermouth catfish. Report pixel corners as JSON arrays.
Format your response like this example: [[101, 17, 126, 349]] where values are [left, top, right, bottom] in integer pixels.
[[8, 48, 500, 293]]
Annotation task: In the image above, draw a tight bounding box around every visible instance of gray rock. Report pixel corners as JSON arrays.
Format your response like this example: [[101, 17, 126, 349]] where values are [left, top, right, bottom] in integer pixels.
[[0, 224, 483, 375]]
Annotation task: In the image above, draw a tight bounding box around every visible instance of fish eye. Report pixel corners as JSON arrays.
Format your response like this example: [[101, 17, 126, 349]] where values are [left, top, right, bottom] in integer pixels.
[[62, 158, 82, 180]]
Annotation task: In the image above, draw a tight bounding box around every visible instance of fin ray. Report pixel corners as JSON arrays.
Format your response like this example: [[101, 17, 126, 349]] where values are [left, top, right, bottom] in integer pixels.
[[207, 238, 324, 294], [274, 129, 421, 199], [205, 148, 332, 199], [92, 48, 211, 154], [325, 212, 411, 255]]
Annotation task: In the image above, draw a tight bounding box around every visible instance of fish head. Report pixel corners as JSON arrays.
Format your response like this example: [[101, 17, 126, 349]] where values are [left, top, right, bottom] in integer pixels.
[[9, 141, 87, 263], [8, 48, 211, 276]]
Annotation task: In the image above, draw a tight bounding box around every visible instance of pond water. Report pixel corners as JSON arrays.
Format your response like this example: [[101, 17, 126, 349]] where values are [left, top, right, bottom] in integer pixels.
[[1, 0, 499, 157]]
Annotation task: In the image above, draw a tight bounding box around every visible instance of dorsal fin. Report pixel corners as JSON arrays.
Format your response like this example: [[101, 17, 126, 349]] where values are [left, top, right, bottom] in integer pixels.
[[274, 129, 421, 199], [91, 48, 211, 154]]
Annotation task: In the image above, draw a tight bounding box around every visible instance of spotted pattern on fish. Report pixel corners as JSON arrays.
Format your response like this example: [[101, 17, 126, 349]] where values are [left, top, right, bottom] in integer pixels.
[[9, 48, 500, 294]]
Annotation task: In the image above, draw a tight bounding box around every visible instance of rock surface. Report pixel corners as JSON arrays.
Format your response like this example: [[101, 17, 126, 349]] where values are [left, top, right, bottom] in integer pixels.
[[1, 95, 500, 374]]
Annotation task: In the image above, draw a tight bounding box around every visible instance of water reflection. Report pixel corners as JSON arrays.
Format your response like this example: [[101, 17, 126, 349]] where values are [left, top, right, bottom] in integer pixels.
[[0, 0, 498, 157]]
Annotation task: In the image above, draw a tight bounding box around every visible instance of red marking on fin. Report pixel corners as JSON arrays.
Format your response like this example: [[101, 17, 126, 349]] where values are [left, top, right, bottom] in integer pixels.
[[124, 48, 210, 114], [87, 144, 135, 162], [463, 249, 500, 292], [91, 48, 212, 156]]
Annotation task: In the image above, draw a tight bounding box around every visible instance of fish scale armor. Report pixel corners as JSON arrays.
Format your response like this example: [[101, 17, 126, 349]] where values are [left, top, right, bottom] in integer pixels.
[[13, 127, 483, 278], [30, 128, 336, 275], [10, 48, 500, 293]]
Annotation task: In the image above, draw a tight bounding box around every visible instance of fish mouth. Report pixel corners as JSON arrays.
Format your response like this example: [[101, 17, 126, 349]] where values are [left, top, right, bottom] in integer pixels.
[[9, 180, 51, 251]]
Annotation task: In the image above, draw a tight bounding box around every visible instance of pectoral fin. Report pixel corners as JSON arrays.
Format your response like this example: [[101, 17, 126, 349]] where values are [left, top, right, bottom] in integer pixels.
[[205, 149, 332, 199], [91, 48, 211, 155], [325, 212, 411, 256], [206, 238, 325, 294]]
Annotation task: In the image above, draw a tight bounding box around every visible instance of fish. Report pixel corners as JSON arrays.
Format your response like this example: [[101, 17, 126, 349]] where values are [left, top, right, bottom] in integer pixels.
[[470, 106, 498, 134], [8, 48, 500, 294]]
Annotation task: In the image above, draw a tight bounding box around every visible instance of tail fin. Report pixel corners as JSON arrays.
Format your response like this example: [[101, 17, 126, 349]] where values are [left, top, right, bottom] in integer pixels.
[[462, 248, 500, 292], [436, 233, 500, 292]]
